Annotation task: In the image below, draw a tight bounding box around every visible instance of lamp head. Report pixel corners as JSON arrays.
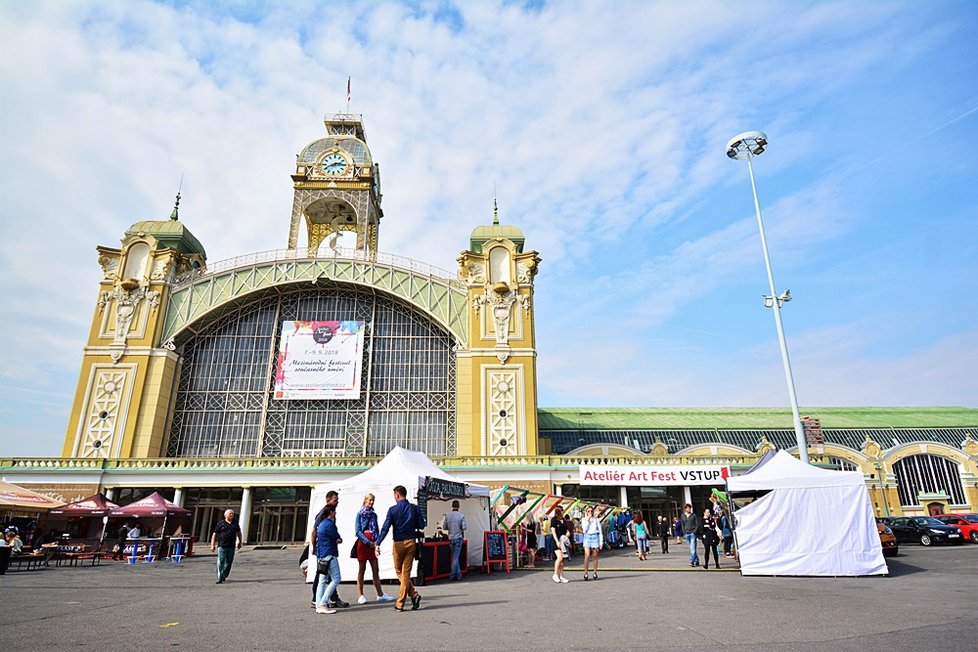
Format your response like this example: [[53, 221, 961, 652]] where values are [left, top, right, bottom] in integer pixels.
[[726, 131, 768, 159]]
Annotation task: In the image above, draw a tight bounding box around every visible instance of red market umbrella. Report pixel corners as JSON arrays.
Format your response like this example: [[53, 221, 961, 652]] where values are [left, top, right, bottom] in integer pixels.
[[109, 492, 191, 546], [48, 493, 119, 517], [49, 493, 121, 543]]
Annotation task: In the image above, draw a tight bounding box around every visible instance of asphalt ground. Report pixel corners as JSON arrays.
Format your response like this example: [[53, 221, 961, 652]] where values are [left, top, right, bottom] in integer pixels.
[[2, 543, 976, 651]]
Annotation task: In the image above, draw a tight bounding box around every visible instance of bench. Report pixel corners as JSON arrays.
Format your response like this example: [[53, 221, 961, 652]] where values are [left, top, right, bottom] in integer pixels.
[[56, 545, 105, 567], [8, 552, 46, 571]]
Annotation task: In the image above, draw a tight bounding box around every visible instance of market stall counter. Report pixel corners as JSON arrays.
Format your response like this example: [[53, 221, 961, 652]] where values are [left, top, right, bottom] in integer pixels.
[[421, 538, 468, 582]]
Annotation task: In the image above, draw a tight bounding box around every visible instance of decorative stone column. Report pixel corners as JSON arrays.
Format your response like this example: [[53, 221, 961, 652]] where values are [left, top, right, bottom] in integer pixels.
[[173, 487, 184, 508], [239, 487, 253, 544]]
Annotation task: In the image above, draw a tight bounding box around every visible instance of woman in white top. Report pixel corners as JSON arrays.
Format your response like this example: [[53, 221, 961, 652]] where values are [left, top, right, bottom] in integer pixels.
[[580, 506, 603, 581]]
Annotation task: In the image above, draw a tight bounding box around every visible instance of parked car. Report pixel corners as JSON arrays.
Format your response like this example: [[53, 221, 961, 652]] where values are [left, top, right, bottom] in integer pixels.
[[934, 514, 978, 543], [886, 516, 964, 546], [876, 521, 899, 557]]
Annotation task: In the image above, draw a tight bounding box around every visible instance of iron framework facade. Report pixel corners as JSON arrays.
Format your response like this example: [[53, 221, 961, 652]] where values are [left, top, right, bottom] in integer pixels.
[[166, 284, 456, 459]]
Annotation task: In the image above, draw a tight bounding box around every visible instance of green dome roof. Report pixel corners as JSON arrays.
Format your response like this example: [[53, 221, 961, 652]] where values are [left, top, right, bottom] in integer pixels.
[[469, 202, 525, 253], [125, 219, 206, 258], [470, 223, 525, 253]]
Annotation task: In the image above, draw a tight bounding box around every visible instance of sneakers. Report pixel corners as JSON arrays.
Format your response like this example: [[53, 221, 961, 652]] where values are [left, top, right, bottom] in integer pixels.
[[328, 600, 350, 609], [357, 595, 368, 605], [315, 606, 337, 614], [410, 594, 422, 611], [552, 574, 561, 583], [559, 576, 569, 583], [592, 573, 598, 580], [377, 594, 394, 602], [583, 573, 589, 581]]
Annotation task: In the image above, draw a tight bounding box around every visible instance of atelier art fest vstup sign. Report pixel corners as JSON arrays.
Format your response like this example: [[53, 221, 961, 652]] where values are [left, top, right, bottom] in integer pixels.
[[579, 465, 730, 486], [273, 320, 365, 400]]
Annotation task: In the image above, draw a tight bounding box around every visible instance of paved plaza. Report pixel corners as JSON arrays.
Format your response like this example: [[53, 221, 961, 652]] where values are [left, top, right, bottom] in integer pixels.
[[2, 544, 976, 651]]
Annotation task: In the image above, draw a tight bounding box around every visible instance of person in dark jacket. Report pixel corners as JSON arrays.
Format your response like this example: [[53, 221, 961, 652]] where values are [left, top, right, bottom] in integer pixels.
[[720, 512, 734, 557], [657, 515, 671, 554], [681, 504, 701, 567], [701, 508, 721, 570], [112, 522, 129, 560]]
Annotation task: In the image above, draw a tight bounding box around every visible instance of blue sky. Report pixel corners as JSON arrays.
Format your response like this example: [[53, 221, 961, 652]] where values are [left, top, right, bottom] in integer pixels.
[[1, 1, 976, 457]]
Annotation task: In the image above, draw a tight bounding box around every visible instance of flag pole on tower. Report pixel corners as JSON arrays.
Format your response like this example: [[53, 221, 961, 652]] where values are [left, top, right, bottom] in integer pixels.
[[346, 76, 351, 113]]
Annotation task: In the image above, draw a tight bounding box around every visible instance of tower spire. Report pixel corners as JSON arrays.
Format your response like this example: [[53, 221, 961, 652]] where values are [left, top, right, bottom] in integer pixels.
[[169, 175, 183, 221]]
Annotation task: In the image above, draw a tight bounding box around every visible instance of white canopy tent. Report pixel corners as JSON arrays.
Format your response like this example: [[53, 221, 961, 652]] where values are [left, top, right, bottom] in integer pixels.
[[727, 450, 887, 576], [305, 446, 491, 582]]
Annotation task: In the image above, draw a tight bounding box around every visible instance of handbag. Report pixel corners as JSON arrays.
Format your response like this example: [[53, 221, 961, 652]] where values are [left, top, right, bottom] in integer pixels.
[[349, 539, 358, 558], [317, 554, 333, 574]]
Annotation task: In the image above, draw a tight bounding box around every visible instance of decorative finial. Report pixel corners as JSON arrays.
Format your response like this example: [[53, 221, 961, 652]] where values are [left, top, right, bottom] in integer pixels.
[[169, 191, 181, 221], [493, 198, 499, 226], [169, 175, 184, 221]]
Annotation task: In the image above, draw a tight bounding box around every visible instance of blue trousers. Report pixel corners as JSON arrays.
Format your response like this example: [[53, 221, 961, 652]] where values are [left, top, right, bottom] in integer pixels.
[[216, 546, 236, 581], [685, 533, 699, 564], [449, 537, 463, 579], [315, 556, 341, 607]]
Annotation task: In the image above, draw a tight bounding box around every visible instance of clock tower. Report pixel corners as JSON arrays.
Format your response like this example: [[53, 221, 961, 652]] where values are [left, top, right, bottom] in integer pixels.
[[287, 113, 383, 254]]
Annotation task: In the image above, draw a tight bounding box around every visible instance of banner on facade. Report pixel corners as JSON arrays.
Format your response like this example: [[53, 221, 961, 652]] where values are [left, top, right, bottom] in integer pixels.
[[579, 465, 730, 486], [273, 320, 365, 400]]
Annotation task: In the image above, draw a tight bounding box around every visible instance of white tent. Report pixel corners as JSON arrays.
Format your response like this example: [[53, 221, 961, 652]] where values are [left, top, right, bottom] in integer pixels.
[[305, 446, 491, 583], [727, 450, 887, 576]]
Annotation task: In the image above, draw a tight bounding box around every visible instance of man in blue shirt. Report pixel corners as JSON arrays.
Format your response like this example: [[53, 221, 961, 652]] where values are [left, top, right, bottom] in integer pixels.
[[377, 485, 425, 611]]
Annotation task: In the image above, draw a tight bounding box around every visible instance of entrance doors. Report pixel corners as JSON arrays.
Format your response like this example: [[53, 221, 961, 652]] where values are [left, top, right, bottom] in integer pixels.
[[255, 506, 301, 543], [626, 486, 685, 523]]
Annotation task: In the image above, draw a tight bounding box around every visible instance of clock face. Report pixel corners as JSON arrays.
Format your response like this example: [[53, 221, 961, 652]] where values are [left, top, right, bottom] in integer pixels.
[[321, 152, 348, 175]]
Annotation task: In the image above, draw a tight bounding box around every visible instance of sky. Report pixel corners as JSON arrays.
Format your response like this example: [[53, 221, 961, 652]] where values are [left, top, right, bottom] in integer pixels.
[[1, 0, 976, 457]]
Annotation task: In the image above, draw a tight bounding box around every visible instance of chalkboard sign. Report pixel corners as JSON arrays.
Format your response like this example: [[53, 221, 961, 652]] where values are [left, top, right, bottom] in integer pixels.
[[483, 530, 510, 573], [416, 490, 428, 523], [424, 476, 467, 499]]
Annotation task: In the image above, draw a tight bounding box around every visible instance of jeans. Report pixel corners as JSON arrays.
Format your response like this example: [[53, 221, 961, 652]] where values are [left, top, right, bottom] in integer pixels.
[[449, 537, 463, 580], [315, 556, 341, 607], [544, 534, 554, 559], [684, 533, 699, 565], [216, 546, 236, 581], [635, 536, 648, 555]]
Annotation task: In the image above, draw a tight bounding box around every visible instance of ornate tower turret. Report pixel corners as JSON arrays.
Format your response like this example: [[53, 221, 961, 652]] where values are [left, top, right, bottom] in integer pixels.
[[62, 195, 206, 458], [287, 113, 382, 254], [456, 203, 542, 456]]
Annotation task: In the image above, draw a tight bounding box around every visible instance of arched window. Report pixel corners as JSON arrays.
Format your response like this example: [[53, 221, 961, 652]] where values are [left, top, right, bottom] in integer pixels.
[[826, 456, 858, 472], [892, 454, 966, 507]]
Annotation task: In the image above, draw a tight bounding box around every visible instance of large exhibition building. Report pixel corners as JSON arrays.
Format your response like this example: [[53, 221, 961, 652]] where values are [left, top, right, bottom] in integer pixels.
[[2, 114, 976, 544]]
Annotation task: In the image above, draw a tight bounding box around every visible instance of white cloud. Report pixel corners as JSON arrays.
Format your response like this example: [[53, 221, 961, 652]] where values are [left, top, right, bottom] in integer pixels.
[[1, 0, 975, 456]]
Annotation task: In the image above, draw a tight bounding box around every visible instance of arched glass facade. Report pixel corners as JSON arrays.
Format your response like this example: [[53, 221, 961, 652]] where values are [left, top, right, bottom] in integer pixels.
[[893, 454, 966, 506], [166, 285, 456, 458]]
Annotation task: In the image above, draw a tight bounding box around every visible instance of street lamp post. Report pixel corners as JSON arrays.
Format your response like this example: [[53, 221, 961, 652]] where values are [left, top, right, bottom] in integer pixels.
[[726, 131, 809, 465], [874, 463, 891, 516]]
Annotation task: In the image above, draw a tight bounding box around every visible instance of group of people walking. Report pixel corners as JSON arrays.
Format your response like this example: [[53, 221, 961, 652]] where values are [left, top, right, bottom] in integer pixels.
[[306, 485, 429, 614], [628, 513, 673, 559], [681, 501, 733, 569], [548, 499, 735, 581]]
